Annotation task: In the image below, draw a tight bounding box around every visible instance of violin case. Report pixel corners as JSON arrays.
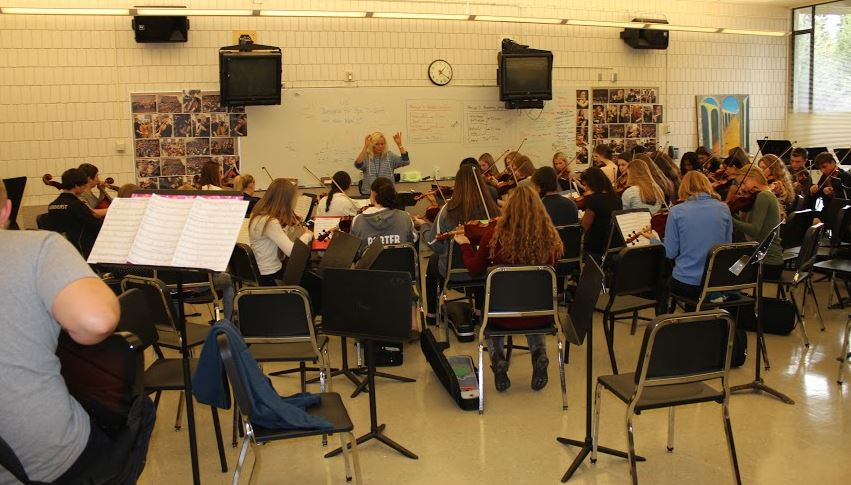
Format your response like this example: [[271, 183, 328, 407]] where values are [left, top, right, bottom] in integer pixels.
[[420, 329, 479, 411], [445, 301, 476, 342]]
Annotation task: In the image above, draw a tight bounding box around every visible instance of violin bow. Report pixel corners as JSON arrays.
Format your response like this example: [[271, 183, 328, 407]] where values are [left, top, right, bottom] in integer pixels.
[[302, 165, 361, 212], [507, 138, 528, 186], [470, 164, 492, 221], [480, 149, 511, 177], [838, 146, 851, 165]]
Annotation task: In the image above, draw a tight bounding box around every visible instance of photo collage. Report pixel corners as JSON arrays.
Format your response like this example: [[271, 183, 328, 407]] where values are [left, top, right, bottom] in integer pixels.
[[575, 88, 662, 164], [131, 90, 248, 189]]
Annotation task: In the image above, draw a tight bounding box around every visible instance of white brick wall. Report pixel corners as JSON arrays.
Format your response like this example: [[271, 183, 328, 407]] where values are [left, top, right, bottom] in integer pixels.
[[0, 0, 790, 206]]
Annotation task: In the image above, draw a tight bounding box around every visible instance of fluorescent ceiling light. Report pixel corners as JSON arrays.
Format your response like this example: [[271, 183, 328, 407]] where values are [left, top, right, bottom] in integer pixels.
[[646, 24, 720, 33], [566, 19, 644, 29], [721, 28, 788, 37], [1, 7, 129, 15], [476, 15, 563, 24], [260, 10, 367, 18], [373, 12, 469, 21], [135, 8, 254, 16]]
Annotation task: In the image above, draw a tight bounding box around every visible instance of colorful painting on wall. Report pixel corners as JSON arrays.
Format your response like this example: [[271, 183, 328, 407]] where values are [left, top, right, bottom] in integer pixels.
[[696, 95, 750, 156]]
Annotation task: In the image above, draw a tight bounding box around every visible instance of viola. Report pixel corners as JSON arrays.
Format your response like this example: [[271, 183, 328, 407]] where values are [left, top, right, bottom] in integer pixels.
[[43, 174, 118, 209], [727, 193, 756, 214]]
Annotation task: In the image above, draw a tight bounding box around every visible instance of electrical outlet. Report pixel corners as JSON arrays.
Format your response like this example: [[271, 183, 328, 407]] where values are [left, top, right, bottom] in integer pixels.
[[115, 140, 126, 153], [345, 71, 353, 82], [611, 72, 618, 83]]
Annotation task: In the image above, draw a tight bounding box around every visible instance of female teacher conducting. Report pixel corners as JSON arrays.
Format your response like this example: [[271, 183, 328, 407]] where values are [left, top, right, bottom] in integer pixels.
[[355, 131, 410, 196]]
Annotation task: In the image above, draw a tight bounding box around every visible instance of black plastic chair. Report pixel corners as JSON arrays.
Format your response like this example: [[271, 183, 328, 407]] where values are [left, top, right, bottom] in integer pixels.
[[669, 242, 759, 312], [595, 244, 666, 374], [116, 288, 228, 473], [555, 224, 583, 299], [229, 243, 261, 288], [216, 332, 362, 485], [813, 206, 851, 308], [370, 243, 423, 326], [437, 240, 486, 343], [592, 310, 741, 485], [764, 223, 826, 346], [781, 209, 814, 260], [477, 265, 567, 414]]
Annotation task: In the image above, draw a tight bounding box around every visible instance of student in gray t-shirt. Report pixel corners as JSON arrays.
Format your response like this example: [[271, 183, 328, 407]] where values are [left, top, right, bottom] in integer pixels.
[[0, 182, 133, 483]]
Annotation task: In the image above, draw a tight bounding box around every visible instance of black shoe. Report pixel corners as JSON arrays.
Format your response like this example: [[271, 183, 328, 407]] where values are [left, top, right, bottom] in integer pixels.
[[531, 350, 549, 391], [491, 358, 511, 392]]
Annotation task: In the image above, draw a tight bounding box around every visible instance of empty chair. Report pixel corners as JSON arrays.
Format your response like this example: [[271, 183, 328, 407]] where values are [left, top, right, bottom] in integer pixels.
[[592, 310, 741, 485], [229, 243, 261, 289], [217, 331, 362, 485]]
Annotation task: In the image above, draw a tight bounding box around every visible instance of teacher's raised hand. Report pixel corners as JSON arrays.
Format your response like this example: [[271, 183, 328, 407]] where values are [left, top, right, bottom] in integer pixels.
[[393, 132, 404, 149]]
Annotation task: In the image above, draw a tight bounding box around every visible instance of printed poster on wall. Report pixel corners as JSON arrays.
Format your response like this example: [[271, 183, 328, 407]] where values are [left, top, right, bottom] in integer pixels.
[[578, 88, 662, 163], [130, 90, 248, 189]]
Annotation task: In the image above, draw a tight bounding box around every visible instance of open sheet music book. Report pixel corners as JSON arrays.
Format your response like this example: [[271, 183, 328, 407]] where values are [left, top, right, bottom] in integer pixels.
[[614, 210, 652, 247], [87, 194, 249, 272], [294, 194, 315, 223]]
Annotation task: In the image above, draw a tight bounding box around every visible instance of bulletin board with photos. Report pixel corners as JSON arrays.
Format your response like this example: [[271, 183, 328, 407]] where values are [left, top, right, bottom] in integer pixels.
[[130, 90, 248, 189], [575, 88, 662, 164]]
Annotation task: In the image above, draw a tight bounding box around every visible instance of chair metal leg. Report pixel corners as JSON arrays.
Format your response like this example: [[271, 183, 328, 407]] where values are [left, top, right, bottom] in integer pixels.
[[505, 336, 513, 363], [793, 286, 811, 348], [347, 431, 363, 485], [626, 411, 639, 485], [722, 401, 743, 485], [630, 311, 638, 336], [299, 362, 307, 393], [828, 273, 836, 308], [478, 343, 485, 415], [839, 315, 851, 385], [339, 432, 353, 482], [605, 314, 619, 374], [667, 407, 675, 452], [153, 390, 162, 409], [558, 340, 567, 411], [231, 407, 239, 448], [174, 391, 184, 431], [211, 407, 228, 473], [808, 279, 826, 331], [591, 381, 603, 462], [247, 442, 261, 485], [232, 433, 250, 485]]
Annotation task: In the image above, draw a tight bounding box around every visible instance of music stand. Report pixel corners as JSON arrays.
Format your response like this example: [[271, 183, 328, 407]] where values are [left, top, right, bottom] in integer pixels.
[[1, 176, 26, 230], [557, 256, 645, 482], [730, 221, 795, 404], [806, 147, 829, 161], [758, 139, 792, 159], [835, 148, 851, 165], [321, 268, 419, 459]]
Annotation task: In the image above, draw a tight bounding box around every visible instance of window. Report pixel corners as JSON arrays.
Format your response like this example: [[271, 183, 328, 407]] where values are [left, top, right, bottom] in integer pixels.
[[792, 1, 851, 112]]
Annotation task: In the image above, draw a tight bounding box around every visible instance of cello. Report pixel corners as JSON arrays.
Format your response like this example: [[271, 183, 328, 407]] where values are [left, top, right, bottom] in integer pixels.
[[43, 173, 119, 209]]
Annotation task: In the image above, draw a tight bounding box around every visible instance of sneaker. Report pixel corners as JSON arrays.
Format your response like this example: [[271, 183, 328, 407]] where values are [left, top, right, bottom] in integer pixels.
[[531, 350, 549, 391], [491, 358, 511, 392]]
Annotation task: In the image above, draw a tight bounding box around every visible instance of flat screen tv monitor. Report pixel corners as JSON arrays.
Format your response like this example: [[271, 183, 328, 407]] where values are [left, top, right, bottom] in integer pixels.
[[219, 52, 282, 106], [499, 52, 553, 101]]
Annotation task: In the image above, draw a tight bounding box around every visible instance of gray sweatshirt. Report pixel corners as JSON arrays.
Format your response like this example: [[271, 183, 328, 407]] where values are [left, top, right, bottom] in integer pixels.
[[350, 207, 417, 254]]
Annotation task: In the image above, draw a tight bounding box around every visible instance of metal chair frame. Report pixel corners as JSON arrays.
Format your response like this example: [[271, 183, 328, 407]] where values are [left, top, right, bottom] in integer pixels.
[[476, 265, 567, 414], [592, 310, 741, 485], [437, 240, 486, 343]]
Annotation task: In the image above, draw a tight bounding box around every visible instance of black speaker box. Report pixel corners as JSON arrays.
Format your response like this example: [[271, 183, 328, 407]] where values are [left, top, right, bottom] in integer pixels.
[[621, 27, 669, 50], [132, 16, 189, 43]]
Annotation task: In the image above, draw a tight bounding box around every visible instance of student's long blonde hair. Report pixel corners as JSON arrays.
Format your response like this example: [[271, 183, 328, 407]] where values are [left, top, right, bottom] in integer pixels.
[[758, 155, 795, 205], [233, 174, 255, 192], [678, 171, 721, 201], [490, 186, 563, 264], [250, 178, 299, 233], [626, 159, 664, 205]]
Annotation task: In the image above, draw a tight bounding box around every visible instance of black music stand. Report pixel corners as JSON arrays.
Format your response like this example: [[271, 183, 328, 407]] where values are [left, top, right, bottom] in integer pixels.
[[1, 176, 26, 230], [835, 148, 851, 165], [557, 256, 645, 482], [321, 268, 419, 459], [758, 139, 792, 159], [730, 222, 795, 404]]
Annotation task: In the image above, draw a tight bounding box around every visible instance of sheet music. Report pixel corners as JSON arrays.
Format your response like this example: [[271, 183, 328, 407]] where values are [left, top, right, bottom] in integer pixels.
[[236, 218, 250, 245], [87, 197, 149, 264], [172, 197, 249, 272], [615, 211, 652, 247], [127, 195, 196, 266], [294, 194, 314, 222], [313, 216, 341, 238]]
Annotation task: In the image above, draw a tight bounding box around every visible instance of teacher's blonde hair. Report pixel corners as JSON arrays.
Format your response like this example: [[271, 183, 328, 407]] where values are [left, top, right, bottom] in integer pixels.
[[367, 132, 386, 157]]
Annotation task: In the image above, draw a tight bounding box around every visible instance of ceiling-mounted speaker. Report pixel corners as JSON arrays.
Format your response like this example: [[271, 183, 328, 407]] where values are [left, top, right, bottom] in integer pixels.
[[132, 16, 189, 43], [621, 18, 669, 50]]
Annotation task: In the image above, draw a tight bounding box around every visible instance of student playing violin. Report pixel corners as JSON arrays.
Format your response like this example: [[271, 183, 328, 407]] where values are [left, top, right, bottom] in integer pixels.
[[593, 144, 618, 185], [552, 151, 573, 192], [77, 163, 110, 217], [453, 186, 564, 392], [233, 174, 259, 217], [621, 159, 665, 214], [732, 166, 784, 279], [531, 167, 578, 226], [248, 179, 314, 286], [478, 153, 500, 188], [579, 167, 622, 261], [46, 168, 103, 258], [758, 154, 795, 217], [421, 162, 500, 323], [350, 177, 418, 255], [316, 171, 360, 217]]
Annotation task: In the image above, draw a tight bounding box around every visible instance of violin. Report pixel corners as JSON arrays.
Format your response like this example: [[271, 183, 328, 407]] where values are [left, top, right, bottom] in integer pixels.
[[648, 199, 683, 239], [417, 185, 453, 223], [614, 172, 628, 195], [316, 216, 354, 242], [434, 218, 499, 244]]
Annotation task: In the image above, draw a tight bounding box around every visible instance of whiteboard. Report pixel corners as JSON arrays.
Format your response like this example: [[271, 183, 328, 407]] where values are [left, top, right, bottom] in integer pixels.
[[240, 86, 576, 187]]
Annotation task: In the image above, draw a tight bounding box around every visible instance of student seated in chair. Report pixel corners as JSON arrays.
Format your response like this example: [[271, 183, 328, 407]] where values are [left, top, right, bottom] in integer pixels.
[[350, 177, 419, 255], [47, 168, 104, 258], [453, 186, 564, 392], [0, 180, 155, 484]]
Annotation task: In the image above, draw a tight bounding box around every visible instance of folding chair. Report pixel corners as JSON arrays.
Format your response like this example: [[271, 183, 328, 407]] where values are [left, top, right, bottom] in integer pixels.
[[592, 310, 741, 485], [228, 243, 261, 289], [595, 244, 666, 374], [555, 223, 583, 303], [477, 265, 567, 414], [217, 332, 362, 485], [437, 240, 486, 343]]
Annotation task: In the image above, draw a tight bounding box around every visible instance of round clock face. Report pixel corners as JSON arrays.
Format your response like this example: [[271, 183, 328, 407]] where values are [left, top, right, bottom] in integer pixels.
[[428, 59, 453, 86]]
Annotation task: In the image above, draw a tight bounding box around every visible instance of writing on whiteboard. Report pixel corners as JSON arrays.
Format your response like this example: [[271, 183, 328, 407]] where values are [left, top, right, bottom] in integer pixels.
[[406, 100, 462, 144], [464, 103, 512, 145]]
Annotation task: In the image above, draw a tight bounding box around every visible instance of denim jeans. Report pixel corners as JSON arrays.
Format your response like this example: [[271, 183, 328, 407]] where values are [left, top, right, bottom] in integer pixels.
[[487, 334, 546, 363]]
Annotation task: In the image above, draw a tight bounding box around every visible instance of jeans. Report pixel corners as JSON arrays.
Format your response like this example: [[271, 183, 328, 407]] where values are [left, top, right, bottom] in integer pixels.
[[55, 396, 156, 485], [487, 335, 546, 363]]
